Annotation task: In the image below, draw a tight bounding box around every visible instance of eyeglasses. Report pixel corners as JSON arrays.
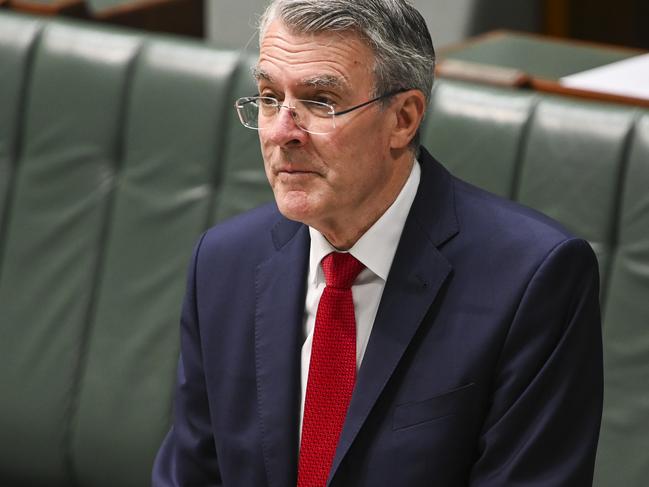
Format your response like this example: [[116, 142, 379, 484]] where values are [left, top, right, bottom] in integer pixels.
[[234, 89, 409, 135]]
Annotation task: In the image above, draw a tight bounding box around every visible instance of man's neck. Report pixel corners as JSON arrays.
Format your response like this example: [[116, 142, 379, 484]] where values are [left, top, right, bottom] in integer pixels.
[[317, 158, 415, 250]]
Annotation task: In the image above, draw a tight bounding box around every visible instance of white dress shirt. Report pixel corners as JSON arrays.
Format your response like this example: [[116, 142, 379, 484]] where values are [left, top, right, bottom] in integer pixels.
[[299, 160, 421, 439]]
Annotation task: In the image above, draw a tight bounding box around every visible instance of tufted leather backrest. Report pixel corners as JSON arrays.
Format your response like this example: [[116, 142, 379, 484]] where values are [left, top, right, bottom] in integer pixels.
[[0, 12, 271, 487], [597, 114, 649, 487], [0, 14, 41, 259], [0, 10, 648, 487], [69, 41, 242, 487], [0, 15, 142, 486]]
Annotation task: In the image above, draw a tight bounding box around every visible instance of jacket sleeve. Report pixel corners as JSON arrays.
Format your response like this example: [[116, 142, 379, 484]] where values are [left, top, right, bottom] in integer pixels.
[[152, 233, 222, 487], [469, 238, 603, 486]]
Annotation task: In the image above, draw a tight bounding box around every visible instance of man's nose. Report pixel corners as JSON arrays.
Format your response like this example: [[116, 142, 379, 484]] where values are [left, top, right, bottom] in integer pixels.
[[264, 106, 308, 147]]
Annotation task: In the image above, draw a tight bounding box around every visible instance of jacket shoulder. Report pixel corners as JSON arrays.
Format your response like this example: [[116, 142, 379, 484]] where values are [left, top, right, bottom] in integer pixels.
[[195, 202, 305, 265]]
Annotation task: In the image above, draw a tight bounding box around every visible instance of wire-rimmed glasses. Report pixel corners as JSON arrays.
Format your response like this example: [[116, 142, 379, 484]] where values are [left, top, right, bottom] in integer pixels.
[[234, 89, 409, 135]]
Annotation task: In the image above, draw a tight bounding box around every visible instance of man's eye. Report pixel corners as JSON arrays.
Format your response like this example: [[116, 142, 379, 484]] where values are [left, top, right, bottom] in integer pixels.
[[313, 96, 335, 106], [258, 97, 278, 106]]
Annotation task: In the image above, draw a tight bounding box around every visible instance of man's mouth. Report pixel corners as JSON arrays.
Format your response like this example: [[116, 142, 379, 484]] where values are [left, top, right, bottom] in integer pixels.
[[276, 166, 318, 176]]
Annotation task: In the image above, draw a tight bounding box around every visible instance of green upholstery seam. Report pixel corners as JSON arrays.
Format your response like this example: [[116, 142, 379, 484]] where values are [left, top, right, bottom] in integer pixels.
[[204, 53, 248, 230], [60, 36, 145, 487], [0, 20, 43, 283], [510, 93, 540, 203], [599, 111, 641, 316]]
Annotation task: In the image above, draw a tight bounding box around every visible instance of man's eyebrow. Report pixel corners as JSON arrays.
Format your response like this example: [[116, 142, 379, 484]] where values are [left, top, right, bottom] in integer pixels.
[[302, 74, 347, 90], [252, 67, 347, 91], [252, 66, 272, 83]]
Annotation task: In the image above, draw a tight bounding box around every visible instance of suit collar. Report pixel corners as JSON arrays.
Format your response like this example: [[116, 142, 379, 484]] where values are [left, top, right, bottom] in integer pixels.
[[329, 149, 459, 484], [411, 146, 459, 248], [255, 220, 309, 487]]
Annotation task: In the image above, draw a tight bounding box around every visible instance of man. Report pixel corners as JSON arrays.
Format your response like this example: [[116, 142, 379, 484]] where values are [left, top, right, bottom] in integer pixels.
[[152, 0, 603, 485]]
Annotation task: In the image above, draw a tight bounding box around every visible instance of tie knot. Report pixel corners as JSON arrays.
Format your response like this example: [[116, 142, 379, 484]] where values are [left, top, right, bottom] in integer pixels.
[[321, 252, 364, 289]]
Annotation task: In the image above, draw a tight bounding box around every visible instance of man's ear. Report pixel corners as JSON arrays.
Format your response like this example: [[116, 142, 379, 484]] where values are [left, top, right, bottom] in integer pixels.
[[390, 90, 426, 150]]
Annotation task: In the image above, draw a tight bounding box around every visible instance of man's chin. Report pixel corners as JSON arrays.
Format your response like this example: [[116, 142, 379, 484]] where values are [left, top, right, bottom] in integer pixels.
[[275, 191, 317, 225]]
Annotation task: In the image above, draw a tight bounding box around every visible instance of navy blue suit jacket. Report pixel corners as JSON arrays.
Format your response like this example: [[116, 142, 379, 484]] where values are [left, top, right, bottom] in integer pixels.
[[152, 148, 603, 486]]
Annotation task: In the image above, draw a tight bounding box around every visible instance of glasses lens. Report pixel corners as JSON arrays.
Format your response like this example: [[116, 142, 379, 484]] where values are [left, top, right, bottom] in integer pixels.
[[236, 97, 263, 129], [294, 100, 334, 134], [235, 97, 335, 134]]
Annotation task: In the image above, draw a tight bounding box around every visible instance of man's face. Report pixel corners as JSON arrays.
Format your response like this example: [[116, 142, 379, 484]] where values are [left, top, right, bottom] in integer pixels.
[[256, 21, 405, 241]]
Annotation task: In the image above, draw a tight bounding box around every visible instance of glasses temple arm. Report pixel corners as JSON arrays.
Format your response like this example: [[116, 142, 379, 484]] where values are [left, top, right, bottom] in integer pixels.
[[332, 88, 410, 116]]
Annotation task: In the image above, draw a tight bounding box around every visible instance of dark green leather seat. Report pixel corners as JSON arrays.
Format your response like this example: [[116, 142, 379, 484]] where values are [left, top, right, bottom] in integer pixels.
[[424, 80, 536, 198], [597, 114, 649, 487], [0, 12, 269, 487], [0, 10, 647, 487], [69, 41, 241, 487], [0, 14, 42, 256], [0, 16, 141, 486]]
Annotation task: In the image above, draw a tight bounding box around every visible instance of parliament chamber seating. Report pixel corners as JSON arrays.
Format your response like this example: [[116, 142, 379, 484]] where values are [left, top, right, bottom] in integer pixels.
[[0, 11, 648, 487]]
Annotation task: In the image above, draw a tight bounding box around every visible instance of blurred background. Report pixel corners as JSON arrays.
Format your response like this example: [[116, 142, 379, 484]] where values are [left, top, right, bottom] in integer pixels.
[[2, 0, 648, 49]]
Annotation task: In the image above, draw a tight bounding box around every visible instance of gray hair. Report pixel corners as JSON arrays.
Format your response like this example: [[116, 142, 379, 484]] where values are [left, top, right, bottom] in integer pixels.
[[258, 0, 435, 151]]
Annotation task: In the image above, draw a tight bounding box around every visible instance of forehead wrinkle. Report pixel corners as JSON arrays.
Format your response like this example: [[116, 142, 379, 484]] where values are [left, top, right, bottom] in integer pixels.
[[252, 67, 346, 91], [262, 28, 354, 56], [257, 23, 373, 93]]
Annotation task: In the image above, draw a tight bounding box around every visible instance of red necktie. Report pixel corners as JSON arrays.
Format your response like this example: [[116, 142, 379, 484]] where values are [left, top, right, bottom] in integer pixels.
[[297, 252, 365, 487]]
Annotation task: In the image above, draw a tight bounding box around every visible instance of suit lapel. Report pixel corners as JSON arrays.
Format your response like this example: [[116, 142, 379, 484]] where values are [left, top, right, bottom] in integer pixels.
[[255, 219, 310, 487], [329, 150, 460, 483]]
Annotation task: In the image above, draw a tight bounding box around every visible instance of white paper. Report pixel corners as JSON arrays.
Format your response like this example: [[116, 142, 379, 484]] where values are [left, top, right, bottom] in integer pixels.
[[560, 53, 649, 100]]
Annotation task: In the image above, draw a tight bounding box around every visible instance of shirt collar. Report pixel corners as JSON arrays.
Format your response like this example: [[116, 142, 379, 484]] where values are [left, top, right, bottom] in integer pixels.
[[308, 160, 421, 284]]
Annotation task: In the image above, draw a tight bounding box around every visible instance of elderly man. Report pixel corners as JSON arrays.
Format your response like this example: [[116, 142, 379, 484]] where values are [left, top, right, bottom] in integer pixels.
[[152, 1, 603, 486]]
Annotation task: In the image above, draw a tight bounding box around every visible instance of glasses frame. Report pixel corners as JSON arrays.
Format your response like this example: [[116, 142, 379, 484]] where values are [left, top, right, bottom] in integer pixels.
[[234, 88, 410, 135]]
